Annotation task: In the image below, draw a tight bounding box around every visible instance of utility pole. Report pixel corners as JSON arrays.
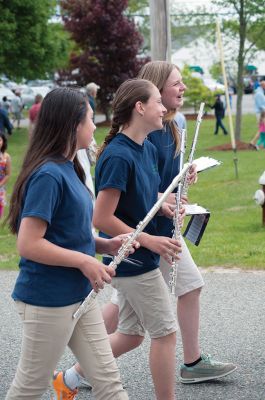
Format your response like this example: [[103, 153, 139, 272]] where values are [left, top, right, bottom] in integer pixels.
[[150, 0, 171, 61]]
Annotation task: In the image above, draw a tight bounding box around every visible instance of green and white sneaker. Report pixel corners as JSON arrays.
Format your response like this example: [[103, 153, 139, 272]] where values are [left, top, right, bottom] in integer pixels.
[[180, 353, 237, 384]]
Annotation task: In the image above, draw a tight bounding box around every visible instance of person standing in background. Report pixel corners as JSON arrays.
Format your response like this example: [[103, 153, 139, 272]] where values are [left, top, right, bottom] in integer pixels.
[[2, 97, 11, 115], [86, 82, 100, 121], [28, 94, 43, 138], [0, 105, 13, 136], [254, 80, 265, 122], [11, 91, 23, 129], [212, 94, 228, 135], [0, 133, 11, 218]]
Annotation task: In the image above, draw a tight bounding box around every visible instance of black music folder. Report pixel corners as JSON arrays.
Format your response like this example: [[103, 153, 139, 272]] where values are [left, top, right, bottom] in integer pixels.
[[183, 204, 210, 246]]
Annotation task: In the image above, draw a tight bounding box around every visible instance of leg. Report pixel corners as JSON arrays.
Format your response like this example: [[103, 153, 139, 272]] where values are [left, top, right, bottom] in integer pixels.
[[177, 288, 201, 363], [159, 236, 204, 364], [6, 301, 78, 400], [214, 118, 219, 134], [74, 285, 142, 374], [219, 117, 228, 134], [150, 333, 176, 400], [69, 299, 128, 400], [168, 238, 237, 383], [113, 270, 177, 399], [101, 297, 119, 334], [0, 203, 4, 218]]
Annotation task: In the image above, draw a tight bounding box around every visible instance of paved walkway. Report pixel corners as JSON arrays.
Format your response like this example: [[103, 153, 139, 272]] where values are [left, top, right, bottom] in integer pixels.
[[1, 269, 265, 400]]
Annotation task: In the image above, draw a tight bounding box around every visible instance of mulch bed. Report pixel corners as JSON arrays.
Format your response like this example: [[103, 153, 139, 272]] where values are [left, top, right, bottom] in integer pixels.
[[185, 113, 214, 120], [207, 141, 256, 151]]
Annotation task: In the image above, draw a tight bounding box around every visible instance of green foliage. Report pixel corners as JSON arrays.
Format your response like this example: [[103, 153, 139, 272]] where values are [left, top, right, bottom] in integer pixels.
[[209, 62, 222, 81], [128, 0, 148, 13], [182, 66, 215, 112], [0, 0, 72, 80]]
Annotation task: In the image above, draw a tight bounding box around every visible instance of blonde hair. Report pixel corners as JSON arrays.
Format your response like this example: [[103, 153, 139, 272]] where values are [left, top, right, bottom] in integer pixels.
[[97, 79, 155, 159], [138, 61, 181, 155]]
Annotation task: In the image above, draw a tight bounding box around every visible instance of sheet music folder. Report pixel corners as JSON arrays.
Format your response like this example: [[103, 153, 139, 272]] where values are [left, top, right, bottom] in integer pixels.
[[183, 204, 210, 246]]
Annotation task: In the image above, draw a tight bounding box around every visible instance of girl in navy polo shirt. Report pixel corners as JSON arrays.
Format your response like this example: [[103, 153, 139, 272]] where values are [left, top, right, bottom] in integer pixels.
[[94, 78, 182, 400], [138, 61, 236, 383], [5, 88, 129, 400], [67, 79, 182, 400]]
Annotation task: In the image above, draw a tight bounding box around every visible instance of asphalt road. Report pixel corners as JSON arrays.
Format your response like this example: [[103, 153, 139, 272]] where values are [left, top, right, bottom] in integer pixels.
[[1, 269, 265, 400]]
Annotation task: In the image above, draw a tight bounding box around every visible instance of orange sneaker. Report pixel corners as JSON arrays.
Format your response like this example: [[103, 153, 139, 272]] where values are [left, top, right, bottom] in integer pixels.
[[52, 371, 78, 400]]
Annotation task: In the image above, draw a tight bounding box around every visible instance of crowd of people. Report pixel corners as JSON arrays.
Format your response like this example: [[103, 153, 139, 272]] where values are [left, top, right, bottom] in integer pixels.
[[2, 68, 265, 400]]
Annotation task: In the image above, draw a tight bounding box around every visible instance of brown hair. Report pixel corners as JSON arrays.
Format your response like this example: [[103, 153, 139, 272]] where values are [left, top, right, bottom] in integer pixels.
[[97, 78, 155, 159], [138, 60, 181, 154], [7, 87, 88, 233]]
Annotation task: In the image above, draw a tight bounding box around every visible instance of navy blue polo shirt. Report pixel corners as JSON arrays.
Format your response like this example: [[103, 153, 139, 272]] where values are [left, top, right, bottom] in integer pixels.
[[95, 133, 161, 277], [148, 123, 181, 237], [12, 160, 94, 307]]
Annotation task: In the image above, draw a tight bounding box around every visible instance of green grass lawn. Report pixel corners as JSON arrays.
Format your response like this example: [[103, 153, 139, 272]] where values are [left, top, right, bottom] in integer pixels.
[[1, 113, 264, 270]]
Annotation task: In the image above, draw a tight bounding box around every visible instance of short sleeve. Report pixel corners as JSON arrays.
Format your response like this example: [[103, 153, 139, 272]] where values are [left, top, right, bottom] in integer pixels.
[[21, 172, 62, 224], [97, 156, 131, 193]]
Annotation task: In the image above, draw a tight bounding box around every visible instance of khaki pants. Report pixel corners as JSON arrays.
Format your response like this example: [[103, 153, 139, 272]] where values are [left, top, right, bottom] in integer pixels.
[[6, 299, 128, 400]]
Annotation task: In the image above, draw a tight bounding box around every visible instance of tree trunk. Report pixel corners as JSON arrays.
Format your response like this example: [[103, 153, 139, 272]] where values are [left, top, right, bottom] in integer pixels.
[[235, 1, 246, 142], [149, 0, 171, 61]]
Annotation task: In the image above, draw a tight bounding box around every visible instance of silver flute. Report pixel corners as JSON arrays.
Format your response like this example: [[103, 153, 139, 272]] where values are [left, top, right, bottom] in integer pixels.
[[169, 128, 187, 295], [73, 162, 191, 319], [169, 102, 205, 294], [181, 102, 205, 197]]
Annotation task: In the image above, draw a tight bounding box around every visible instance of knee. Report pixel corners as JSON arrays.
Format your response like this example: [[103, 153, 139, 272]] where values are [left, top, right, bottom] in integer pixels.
[[153, 331, 176, 346], [178, 287, 202, 301], [132, 335, 144, 348]]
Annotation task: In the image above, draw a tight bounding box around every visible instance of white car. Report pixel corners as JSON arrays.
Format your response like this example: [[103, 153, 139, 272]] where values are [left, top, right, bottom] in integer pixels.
[[20, 87, 35, 108], [20, 86, 51, 108], [30, 86, 51, 99], [0, 87, 16, 102], [203, 78, 225, 93]]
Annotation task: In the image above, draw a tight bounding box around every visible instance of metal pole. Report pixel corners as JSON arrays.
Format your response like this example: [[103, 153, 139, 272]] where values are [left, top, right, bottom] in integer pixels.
[[150, 0, 171, 61], [216, 20, 239, 179], [262, 184, 265, 226]]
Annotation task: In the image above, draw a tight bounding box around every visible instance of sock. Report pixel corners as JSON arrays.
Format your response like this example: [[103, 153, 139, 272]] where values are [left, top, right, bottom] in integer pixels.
[[184, 356, 202, 368], [64, 366, 82, 389]]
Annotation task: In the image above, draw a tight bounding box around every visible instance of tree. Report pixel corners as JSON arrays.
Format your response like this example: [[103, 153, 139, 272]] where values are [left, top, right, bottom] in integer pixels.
[[216, 0, 265, 141], [182, 66, 216, 113], [0, 0, 71, 81], [61, 0, 148, 120], [178, 1, 265, 141]]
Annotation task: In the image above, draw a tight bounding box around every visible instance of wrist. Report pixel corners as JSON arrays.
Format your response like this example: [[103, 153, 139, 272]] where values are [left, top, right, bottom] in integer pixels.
[[138, 232, 150, 248]]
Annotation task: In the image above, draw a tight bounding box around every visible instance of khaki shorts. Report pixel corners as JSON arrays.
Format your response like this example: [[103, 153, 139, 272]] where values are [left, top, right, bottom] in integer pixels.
[[159, 236, 204, 297], [111, 236, 204, 304], [111, 268, 177, 339]]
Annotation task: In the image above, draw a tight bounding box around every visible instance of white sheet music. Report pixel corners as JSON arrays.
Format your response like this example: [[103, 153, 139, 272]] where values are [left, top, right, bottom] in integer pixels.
[[184, 203, 209, 216], [193, 156, 222, 172]]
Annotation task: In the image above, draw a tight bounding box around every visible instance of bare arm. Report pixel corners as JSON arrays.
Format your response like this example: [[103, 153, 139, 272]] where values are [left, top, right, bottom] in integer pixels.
[[93, 188, 182, 263], [17, 217, 115, 291]]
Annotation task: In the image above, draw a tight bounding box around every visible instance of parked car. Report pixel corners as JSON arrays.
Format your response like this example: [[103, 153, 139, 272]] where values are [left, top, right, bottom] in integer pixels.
[[243, 77, 254, 94], [20, 87, 35, 108], [20, 86, 51, 108], [0, 87, 16, 103]]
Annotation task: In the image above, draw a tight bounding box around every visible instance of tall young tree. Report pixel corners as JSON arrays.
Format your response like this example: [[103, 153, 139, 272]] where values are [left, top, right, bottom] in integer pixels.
[[0, 0, 71, 81], [216, 0, 265, 141], [61, 0, 148, 119]]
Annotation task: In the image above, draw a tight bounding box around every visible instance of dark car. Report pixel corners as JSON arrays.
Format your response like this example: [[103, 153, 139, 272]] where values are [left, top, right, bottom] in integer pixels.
[[243, 77, 254, 94]]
